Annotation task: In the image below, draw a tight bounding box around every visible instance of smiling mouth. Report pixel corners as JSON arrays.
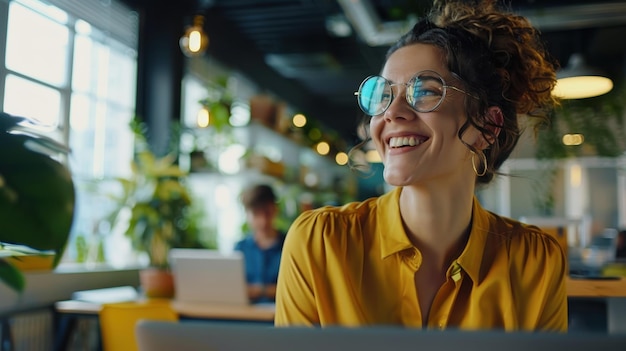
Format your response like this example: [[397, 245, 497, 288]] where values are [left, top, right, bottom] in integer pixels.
[[388, 136, 426, 148]]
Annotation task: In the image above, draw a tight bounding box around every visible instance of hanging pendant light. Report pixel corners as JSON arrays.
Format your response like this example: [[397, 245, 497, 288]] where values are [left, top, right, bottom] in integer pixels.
[[179, 15, 209, 57], [552, 53, 613, 99]]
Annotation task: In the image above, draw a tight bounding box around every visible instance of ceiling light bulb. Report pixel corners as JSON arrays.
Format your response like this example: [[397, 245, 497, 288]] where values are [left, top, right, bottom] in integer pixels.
[[553, 76, 613, 100], [553, 53, 613, 99], [197, 107, 210, 128], [188, 30, 203, 52], [335, 152, 349, 165], [562, 133, 584, 146], [180, 15, 209, 57], [292, 114, 307, 128], [315, 141, 330, 155]]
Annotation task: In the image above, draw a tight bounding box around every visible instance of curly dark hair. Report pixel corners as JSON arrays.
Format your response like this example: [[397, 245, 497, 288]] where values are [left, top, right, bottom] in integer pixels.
[[352, 0, 559, 184]]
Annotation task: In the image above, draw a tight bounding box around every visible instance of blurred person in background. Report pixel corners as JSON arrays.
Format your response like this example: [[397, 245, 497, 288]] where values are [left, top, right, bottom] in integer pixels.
[[235, 184, 286, 303]]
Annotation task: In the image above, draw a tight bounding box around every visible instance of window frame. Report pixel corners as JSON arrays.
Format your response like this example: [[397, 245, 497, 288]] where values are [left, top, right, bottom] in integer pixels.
[[0, 0, 139, 265]]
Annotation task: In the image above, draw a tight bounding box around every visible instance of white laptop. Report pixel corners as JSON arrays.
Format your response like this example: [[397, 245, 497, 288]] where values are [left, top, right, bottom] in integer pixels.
[[136, 320, 626, 351], [169, 248, 249, 306]]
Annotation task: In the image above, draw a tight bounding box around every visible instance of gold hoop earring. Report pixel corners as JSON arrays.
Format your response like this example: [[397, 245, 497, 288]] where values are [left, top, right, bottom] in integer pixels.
[[471, 151, 487, 177]]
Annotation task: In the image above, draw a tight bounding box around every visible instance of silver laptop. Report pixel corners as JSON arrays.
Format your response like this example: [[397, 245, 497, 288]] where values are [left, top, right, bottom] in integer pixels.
[[136, 320, 626, 351], [169, 248, 249, 306]]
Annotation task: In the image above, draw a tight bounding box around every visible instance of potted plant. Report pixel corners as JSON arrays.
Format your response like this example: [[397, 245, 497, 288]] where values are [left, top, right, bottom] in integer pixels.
[[199, 76, 233, 132], [532, 85, 626, 215], [0, 112, 75, 293], [115, 119, 208, 297]]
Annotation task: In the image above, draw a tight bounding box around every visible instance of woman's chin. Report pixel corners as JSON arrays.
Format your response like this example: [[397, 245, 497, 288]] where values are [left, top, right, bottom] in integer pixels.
[[383, 170, 414, 187]]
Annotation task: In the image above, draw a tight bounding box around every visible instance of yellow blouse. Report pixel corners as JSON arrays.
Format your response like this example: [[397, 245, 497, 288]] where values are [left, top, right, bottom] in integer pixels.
[[275, 187, 568, 332]]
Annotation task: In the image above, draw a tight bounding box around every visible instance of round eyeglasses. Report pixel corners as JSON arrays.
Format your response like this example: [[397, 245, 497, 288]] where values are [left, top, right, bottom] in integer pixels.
[[354, 70, 477, 116]]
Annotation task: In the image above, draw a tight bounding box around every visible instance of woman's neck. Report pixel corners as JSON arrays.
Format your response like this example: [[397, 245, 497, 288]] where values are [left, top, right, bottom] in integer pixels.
[[399, 181, 475, 268]]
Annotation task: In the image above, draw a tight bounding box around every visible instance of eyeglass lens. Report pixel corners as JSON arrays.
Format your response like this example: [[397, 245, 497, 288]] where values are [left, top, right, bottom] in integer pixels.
[[356, 72, 447, 116]]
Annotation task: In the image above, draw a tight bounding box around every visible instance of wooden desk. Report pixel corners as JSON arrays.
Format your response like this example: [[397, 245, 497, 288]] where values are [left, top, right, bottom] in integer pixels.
[[56, 278, 625, 341], [566, 276, 626, 334], [55, 300, 104, 315], [54, 299, 275, 322], [566, 276, 626, 297], [171, 300, 274, 322], [53, 299, 274, 351]]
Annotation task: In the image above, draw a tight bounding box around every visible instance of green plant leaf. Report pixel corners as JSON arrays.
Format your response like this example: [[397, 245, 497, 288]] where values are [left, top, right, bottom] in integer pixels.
[[119, 116, 213, 268], [536, 85, 626, 159], [0, 259, 25, 293], [209, 102, 231, 131], [0, 112, 74, 267]]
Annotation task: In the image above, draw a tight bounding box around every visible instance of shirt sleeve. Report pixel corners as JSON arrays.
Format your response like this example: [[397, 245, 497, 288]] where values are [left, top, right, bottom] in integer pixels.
[[536, 237, 568, 332], [513, 230, 569, 332], [234, 239, 243, 252], [274, 211, 321, 326]]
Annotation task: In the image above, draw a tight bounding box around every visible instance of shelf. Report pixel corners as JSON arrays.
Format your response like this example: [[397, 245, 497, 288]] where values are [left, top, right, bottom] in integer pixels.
[[183, 121, 358, 251], [188, 121, 350, 191]]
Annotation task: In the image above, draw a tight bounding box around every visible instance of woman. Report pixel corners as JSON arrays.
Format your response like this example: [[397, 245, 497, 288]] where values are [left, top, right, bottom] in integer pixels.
[[275, 0, 567, 331]]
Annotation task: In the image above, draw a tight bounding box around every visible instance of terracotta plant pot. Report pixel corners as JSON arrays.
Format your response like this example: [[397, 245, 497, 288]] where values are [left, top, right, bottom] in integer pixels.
[[250, 94, 277, 128], [139, 268, 175, 298]]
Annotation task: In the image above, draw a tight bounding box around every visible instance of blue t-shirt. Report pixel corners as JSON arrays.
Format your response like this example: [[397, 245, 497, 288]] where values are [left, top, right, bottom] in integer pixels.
[[234, 233, 286, 302]]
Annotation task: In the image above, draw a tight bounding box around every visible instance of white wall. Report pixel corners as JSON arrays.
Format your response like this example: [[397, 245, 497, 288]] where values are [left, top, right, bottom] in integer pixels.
[[478, 156, 626, 246]]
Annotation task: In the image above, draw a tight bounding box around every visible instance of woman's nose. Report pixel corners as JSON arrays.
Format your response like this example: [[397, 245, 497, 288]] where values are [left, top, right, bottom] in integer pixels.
[[383, 85, 416, 122]]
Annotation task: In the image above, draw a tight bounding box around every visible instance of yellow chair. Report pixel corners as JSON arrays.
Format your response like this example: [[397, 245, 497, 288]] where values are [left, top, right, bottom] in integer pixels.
[[99, 299, 178, 351]]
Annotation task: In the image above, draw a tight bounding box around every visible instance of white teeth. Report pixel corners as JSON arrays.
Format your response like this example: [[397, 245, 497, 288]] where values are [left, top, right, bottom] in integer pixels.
[[389, 136, 422, 148]]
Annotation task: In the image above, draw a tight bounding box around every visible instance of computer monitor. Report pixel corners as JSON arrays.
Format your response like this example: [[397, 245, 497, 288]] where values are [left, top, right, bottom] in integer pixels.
[[135, 320, 626, 351]]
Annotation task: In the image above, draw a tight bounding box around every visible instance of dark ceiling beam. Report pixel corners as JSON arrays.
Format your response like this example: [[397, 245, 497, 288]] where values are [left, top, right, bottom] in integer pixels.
[[215, 0, 294, 7], [120, 0, 197, 156], [517, 2, 626, 32], [202, 9, 358, 141], [222, 6, 324, 20], [121, 0, 358, 143], [237, 17, 322, 30]]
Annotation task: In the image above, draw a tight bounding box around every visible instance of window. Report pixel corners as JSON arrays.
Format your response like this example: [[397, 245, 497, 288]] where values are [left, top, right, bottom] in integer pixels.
[[1, 0, 138, 265]]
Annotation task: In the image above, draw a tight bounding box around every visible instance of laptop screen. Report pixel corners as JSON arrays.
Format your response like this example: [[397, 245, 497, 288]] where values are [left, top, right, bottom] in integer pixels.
[[169, 249, 249, 306], [136, 320, 626, 351]]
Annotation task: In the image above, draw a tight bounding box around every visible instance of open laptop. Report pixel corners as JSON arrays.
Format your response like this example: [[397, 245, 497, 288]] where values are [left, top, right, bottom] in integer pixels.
[[136, 320, 626, 351], [169, 248, 249, 306]]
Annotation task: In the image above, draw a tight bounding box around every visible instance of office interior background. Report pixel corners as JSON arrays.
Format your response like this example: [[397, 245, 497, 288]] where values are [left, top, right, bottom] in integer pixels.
[[2, 0, 626, 347], [3, 0, 626, 265]]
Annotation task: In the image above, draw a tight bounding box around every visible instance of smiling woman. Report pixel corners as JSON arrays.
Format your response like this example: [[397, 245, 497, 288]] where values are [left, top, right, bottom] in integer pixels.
[[275, 0, 567, 332]]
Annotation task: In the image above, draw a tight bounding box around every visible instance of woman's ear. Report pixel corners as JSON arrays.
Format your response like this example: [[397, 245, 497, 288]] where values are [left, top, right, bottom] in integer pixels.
[[486, 106, 503, 138], [473, 106, 503, 150]]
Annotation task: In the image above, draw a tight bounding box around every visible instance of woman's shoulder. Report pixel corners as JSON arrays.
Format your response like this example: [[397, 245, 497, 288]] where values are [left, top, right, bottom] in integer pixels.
[[285, 196, 380, 242], [483, 211, 566, 262], [296, 197, 378, 223]]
